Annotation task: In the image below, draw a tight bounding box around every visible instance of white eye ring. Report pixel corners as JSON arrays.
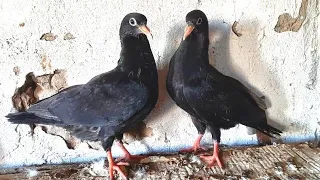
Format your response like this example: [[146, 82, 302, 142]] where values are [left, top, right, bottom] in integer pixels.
[[129, 18, 137, 26], [196, 18, 202, 25]]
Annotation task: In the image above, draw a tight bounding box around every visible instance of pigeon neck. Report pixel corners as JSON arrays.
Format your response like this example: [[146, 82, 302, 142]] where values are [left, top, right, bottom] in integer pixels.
[[185, 32, 209, 66], [118, 35, 154, 71]]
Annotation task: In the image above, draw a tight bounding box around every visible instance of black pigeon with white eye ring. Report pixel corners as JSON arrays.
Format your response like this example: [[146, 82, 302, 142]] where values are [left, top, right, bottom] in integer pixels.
[[6, 12, 158, 180], [167, 9, 282, 168]]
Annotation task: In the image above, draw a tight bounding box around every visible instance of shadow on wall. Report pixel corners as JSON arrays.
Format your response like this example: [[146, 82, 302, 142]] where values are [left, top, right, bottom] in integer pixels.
[[146, 23, 185, 123], [208, 20, 288, 135], [145, 18, 289, 147]]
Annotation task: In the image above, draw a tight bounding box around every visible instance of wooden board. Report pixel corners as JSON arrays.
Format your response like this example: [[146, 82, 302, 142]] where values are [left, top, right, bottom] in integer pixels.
[[0, 143, 319, 180]]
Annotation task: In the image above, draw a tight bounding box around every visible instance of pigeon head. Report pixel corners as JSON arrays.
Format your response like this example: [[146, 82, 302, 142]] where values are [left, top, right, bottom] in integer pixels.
[[183, 10, 208, 40], [120, 13, 153, 39]]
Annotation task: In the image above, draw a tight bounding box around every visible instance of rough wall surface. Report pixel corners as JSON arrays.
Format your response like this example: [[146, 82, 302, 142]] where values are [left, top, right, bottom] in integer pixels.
[[0, 0, 319, 167]]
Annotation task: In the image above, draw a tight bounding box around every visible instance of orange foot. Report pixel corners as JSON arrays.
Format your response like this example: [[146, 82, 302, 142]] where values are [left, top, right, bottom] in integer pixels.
[[107, 151, 129, 180], [115, 141, 147, 162], [180, 145, 208, 153], [180, 134, 207, 153], [116, 154, 147, 163], [200, 142, 223, 168]]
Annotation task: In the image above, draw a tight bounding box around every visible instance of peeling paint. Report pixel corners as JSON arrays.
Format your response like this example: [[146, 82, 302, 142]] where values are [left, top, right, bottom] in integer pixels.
[[0, 0, 319, 168], [40, 33, 57, 41], [63, 33, 76, 40], [274, 0, 308, 33]]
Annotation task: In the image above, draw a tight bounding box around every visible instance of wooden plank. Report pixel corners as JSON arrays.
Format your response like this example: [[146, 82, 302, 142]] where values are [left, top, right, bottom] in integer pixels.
[[0, 143, 319, 180]]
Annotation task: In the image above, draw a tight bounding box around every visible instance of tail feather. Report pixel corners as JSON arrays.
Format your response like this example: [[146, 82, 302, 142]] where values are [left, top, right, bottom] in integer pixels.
[[255, 125, 282, 138], [243, 122, 282, 138], [6, 112, 61, 125]]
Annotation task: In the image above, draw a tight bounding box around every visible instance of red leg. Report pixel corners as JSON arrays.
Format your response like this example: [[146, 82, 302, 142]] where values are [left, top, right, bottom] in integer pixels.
[[107, 150, 129, 180], [180, 134, 207, 153], [115, 141, 146, 162], [200, 141, 223, 168]]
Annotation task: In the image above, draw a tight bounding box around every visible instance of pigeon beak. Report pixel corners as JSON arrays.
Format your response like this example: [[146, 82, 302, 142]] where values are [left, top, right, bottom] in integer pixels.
[[138, 25, 153, 39], [183, 25, 195, 40]]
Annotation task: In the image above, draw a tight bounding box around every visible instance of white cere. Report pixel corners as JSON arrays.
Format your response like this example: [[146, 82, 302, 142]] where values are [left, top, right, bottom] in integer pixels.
[[129, 18, 137, 26]]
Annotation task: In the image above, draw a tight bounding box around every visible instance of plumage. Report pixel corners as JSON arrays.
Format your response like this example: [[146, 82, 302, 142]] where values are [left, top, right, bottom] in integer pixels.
[[6, 13, 158, 180], [166, 10, 281, 167]]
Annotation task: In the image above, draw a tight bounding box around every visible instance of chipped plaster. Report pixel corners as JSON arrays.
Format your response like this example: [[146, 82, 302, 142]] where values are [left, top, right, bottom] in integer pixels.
[[0, 0, 319, 168]]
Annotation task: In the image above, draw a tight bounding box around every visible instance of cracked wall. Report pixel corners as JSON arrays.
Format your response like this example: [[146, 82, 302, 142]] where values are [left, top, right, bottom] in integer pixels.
[[0, 0, 319, 168]]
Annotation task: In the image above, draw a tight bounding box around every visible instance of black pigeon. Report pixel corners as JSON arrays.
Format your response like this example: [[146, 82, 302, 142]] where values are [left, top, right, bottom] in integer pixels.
[[6, 13, 158, 180], [166, 10, 281, 167]]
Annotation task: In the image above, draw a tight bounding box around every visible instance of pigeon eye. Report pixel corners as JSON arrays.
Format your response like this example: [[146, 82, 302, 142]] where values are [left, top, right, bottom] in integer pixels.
[[196, 18, 202, 25], [129, 18, 137, 26]]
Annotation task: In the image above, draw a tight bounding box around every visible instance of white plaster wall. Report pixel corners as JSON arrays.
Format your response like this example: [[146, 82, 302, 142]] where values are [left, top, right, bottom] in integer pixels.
[[0, 0, 319, 168]]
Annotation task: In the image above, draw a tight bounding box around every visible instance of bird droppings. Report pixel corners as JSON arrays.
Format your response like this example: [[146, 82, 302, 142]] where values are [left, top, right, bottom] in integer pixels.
[[26, 169, 38, 177], [80, 159, 107, 177], [287, 163, 298, 171], [232, 21, 242, 37], [63, 33, 76, 40], [13, 66, 20, 76], [122, 144, 320, 179], [286, 157, 302, 170], [274, 0, 308, 33], [129, 165, 149, 179], [40, 55, 52, 71], [274, 162, 285, 175], [123, 122, 154, 143], [40, 33, 57, 41], [0, 144, 319, 179], [189, 154, 204, 166]]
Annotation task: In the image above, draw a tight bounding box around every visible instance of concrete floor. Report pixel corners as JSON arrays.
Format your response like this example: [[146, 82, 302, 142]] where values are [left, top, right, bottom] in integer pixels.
[[0, 0, 319, 168]]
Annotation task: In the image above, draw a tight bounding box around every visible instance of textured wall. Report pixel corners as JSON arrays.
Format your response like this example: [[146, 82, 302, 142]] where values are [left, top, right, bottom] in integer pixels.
[[0, 0, 319, 167]]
